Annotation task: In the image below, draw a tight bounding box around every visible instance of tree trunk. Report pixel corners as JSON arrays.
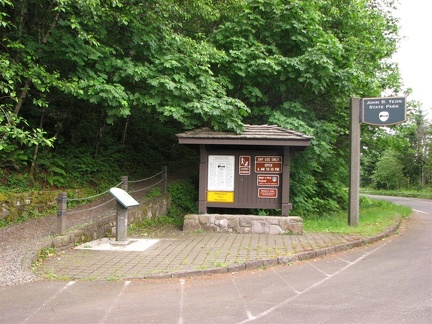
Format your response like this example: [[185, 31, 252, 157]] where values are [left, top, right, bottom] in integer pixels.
[[121, 116, 130, 147], [94, 108, 106, 157], [13, 79, 31, 115], [29, 113, 45, 182]]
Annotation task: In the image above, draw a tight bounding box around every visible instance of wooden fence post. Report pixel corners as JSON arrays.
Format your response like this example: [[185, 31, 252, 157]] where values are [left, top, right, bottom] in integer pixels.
[[57, 192, 67, 235], [162, 166, 168, 194], [121, 176, 128, 191]]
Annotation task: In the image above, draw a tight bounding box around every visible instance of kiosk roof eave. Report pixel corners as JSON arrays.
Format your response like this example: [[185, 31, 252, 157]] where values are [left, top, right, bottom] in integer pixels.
[[177, 137, 311, 147], [176, 124, 313, 148]]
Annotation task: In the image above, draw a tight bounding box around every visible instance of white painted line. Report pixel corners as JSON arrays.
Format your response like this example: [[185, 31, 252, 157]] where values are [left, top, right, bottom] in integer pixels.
[[231, 276, 256, 321], [99, 281, 131, 324], [337, 257, 352, 264], [413, 209, 429, 215], [309, 262, 331, 277], [22, 281, 76, 323], [237, 242, 389, 324], [271, 268, 301, 294], [178, 279, 185, 324], [231, 276, 255, 321]]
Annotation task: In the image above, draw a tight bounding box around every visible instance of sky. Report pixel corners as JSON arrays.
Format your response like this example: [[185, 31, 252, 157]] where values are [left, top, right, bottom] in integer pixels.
[[392, 0, 432, 119]]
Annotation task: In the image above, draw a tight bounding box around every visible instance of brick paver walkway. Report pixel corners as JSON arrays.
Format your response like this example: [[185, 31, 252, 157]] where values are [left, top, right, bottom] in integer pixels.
[[39, 232, 365, 281]]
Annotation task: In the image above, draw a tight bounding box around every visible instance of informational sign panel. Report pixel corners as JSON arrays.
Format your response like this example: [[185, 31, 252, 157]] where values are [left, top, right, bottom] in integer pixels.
[[257, 175, 279, 186], [362, 97, 406, 125], [255, 156, 282, 173], [109, 188, 139, 208], [208, 155, 235, 191], [207, 191, 234, 203], [258, 188, 278, 199], [239, 156, 251, 175]]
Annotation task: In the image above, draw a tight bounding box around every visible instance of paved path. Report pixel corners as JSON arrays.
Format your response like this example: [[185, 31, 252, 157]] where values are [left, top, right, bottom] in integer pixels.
[[37, 226, 397, 281], [2, 196, 430, 324], [2, 211, 430, 324]]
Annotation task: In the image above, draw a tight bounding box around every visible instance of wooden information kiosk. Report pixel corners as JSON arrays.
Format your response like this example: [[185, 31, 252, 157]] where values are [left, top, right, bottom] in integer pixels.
[[177, 125, 312, 217]]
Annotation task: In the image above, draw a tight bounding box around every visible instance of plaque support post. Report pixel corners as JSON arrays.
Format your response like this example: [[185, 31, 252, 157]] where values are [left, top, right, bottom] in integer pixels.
[[109, 187, 139, 244], [115, 203, 128, 243]]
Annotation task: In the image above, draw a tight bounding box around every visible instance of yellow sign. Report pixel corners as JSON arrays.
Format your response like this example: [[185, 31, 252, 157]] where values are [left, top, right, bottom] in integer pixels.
[[207, 191, 234, 203]]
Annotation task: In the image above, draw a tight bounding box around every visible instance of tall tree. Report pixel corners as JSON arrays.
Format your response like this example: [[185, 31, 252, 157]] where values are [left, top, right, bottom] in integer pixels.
[[393, 102, 432, 187], [1, 0, 249, 135], [1, 0, 251, 173], [372, 148, 406, 189], [361, 98, 432, 190], [207, 0, 401, 213], [1, 0, 408, 213]]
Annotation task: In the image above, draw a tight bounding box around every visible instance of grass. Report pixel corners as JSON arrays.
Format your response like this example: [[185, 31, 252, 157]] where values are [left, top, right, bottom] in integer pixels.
[[303, 197, 412, 237], [360, 187, 432, 199], [32, 247, 57, 274], [130, 214, 183, 229], [128, 196, 413, 239], [128, 213, 184, 237]]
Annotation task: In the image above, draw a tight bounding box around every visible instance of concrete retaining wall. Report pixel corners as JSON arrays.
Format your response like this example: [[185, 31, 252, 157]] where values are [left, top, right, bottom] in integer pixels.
[[1, 191, 61, 222], [183, 214, 303, 235]]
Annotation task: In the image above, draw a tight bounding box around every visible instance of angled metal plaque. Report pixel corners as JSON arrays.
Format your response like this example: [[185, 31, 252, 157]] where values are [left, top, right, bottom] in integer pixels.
[[109, 188, 139, 208]]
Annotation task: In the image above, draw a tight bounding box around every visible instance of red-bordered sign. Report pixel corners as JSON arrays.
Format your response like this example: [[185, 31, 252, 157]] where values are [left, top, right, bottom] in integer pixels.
[[255, 156, 282, 173], [257, 175, 279, 186], [239, 156, 251, 175], [258, 188, 278, 199]]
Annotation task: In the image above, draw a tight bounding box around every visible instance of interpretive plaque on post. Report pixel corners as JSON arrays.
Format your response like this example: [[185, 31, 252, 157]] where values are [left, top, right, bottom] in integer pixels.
[[109, 187, 139, 243], [109, 188, 139, 208]]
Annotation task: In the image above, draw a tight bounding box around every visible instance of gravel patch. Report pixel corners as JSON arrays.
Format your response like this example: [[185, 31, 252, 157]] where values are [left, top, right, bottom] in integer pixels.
[[0, 204, 115, 287], [0, 216, 57, 286]]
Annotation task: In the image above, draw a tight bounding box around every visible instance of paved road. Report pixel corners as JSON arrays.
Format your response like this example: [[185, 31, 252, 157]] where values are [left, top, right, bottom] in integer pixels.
[[365, 194, 431, 214], [1, 196, 431, 323]]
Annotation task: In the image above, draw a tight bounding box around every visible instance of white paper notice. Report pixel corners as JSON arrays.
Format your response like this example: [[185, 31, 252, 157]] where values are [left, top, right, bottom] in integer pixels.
[[207, 155, 235, 191]]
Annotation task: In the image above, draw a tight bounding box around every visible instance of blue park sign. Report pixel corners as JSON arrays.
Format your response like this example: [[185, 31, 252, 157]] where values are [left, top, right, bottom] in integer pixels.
[[362, 97, 406, 126]]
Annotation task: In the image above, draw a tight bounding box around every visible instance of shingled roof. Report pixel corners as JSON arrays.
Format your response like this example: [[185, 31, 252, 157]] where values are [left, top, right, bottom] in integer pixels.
[[177, 124, 313, 147]]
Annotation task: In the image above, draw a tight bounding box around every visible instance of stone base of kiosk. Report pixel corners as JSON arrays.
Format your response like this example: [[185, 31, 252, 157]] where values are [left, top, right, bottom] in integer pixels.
[[183, 214, 303, 235]]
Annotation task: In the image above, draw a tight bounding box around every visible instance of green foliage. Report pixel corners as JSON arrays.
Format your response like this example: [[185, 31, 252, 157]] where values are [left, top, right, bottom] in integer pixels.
[[270, 103, 349, 214], [362, 100, 431, 190], [1, 0, 410, 216], [32, 246, 57, 273], [168, 180, 198, 215], [144, 187, 162, 199], [372, 149, 406, 190], [207, 0, 401, 213], [15, 206, 56, 224], [0, 110, 55, 169], [130, 179, 199, 231], [131, 214, 183, 229], [0, 169, 33, 192], [360, 188, 432, 200], [303, 198, 411, 236], [34, 146, 123, 189]]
